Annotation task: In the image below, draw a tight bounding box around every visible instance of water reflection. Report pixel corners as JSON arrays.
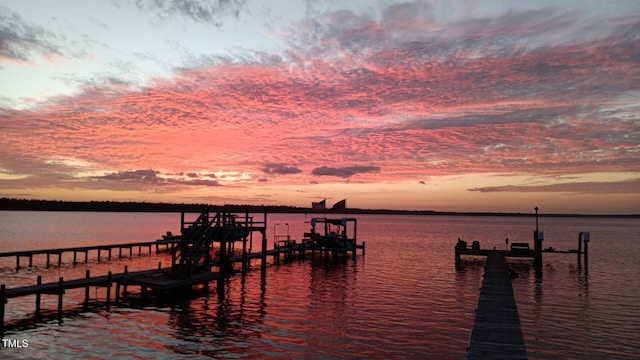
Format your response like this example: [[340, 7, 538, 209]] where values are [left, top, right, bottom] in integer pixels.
[[3, 214, 639, 359]]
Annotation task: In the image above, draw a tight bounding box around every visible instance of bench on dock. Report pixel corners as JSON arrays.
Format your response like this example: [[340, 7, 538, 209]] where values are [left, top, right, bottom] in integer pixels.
[[510, 243, 530, 256]]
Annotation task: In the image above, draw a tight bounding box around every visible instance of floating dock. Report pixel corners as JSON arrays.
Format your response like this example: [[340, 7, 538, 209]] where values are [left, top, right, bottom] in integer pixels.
[[467, 252, 527, 360]]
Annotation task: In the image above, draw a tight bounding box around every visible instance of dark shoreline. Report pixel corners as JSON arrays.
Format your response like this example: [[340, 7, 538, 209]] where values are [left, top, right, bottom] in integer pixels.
[[1, 198, 638, 218]]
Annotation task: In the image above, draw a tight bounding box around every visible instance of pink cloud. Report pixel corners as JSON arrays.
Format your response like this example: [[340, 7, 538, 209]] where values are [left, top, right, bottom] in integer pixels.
[[1, 3, 639, 201]]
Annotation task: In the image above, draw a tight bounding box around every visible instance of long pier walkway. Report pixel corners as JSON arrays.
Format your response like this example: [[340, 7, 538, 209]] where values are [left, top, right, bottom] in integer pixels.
[[467, 252, 527, 360], [0, 239, 179, 271]]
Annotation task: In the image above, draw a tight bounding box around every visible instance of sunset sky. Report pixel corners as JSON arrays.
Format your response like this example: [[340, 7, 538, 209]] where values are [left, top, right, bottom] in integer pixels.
[[1, 0, 639, 214]]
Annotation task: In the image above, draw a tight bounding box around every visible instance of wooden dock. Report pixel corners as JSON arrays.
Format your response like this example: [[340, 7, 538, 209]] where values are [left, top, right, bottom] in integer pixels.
[[0, 211, 365, 334], [0, 239, 179, 271], [467, 252, 527, 360]]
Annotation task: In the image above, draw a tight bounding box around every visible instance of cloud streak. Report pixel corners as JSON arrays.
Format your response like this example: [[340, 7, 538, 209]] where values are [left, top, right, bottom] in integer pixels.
[[312, 166, 381, 178], [468, 178, 640, 195], [263, 163, 303, 175], [125, 0, 248, 26], [0, 9, 65, 62]]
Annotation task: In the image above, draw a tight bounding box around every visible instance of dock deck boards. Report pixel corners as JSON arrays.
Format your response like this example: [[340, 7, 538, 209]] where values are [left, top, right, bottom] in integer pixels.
[[467, 252, 527, 360], [118, 269, 221, 290]]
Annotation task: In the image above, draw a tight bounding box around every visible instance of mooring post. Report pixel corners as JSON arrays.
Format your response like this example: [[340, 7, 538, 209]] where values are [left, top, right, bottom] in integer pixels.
[[583, 232, 590, 271], [106, 272, 112, 310], [534, 230, 543, 269], [84, 270, 90, 306], [57, 277, 64, 318], [578, 232, 583, 268], [261, 231, 267, 275], [242, 213, 248, 275], [35, 275, 42, 319]]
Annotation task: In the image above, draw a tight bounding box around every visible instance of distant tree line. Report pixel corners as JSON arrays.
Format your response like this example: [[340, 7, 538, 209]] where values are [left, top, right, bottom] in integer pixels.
[[0, 197, 439, 215], [0, 198, 636, 217]]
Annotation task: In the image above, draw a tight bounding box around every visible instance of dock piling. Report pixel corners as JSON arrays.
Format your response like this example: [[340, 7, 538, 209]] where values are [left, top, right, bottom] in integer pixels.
[[35, 275, 42, 318], [57, 277, 64, 318], [84, 270, 91, 306], [583, 232, 590, 270], [106, 272, 112, 310], [534, 230, 543, 269]]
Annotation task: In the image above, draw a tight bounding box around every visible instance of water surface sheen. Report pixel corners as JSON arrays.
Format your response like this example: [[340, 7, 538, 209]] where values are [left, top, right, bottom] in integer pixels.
[[0, 212, 638, 359]]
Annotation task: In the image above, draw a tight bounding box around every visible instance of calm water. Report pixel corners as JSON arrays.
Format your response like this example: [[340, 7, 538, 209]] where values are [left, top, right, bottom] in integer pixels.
[[0, 211, 639, 359]]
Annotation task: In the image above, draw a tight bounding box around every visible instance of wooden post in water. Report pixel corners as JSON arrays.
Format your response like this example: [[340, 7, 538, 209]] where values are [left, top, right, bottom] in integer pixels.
[[534, 230, 543, 269], [16, 256, 20, 271], [84, 270, 90, 306], [35, 275, 42, 319], [57, 252, 62, 267], [583, 232, 590, 271], [29, 254, 33, 268], [57, 277, 64, 318], [106, 272, 112, 310], [242, 211, 248, 274], [578, 232, 583, 268], [261, 214, 268, 275]]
